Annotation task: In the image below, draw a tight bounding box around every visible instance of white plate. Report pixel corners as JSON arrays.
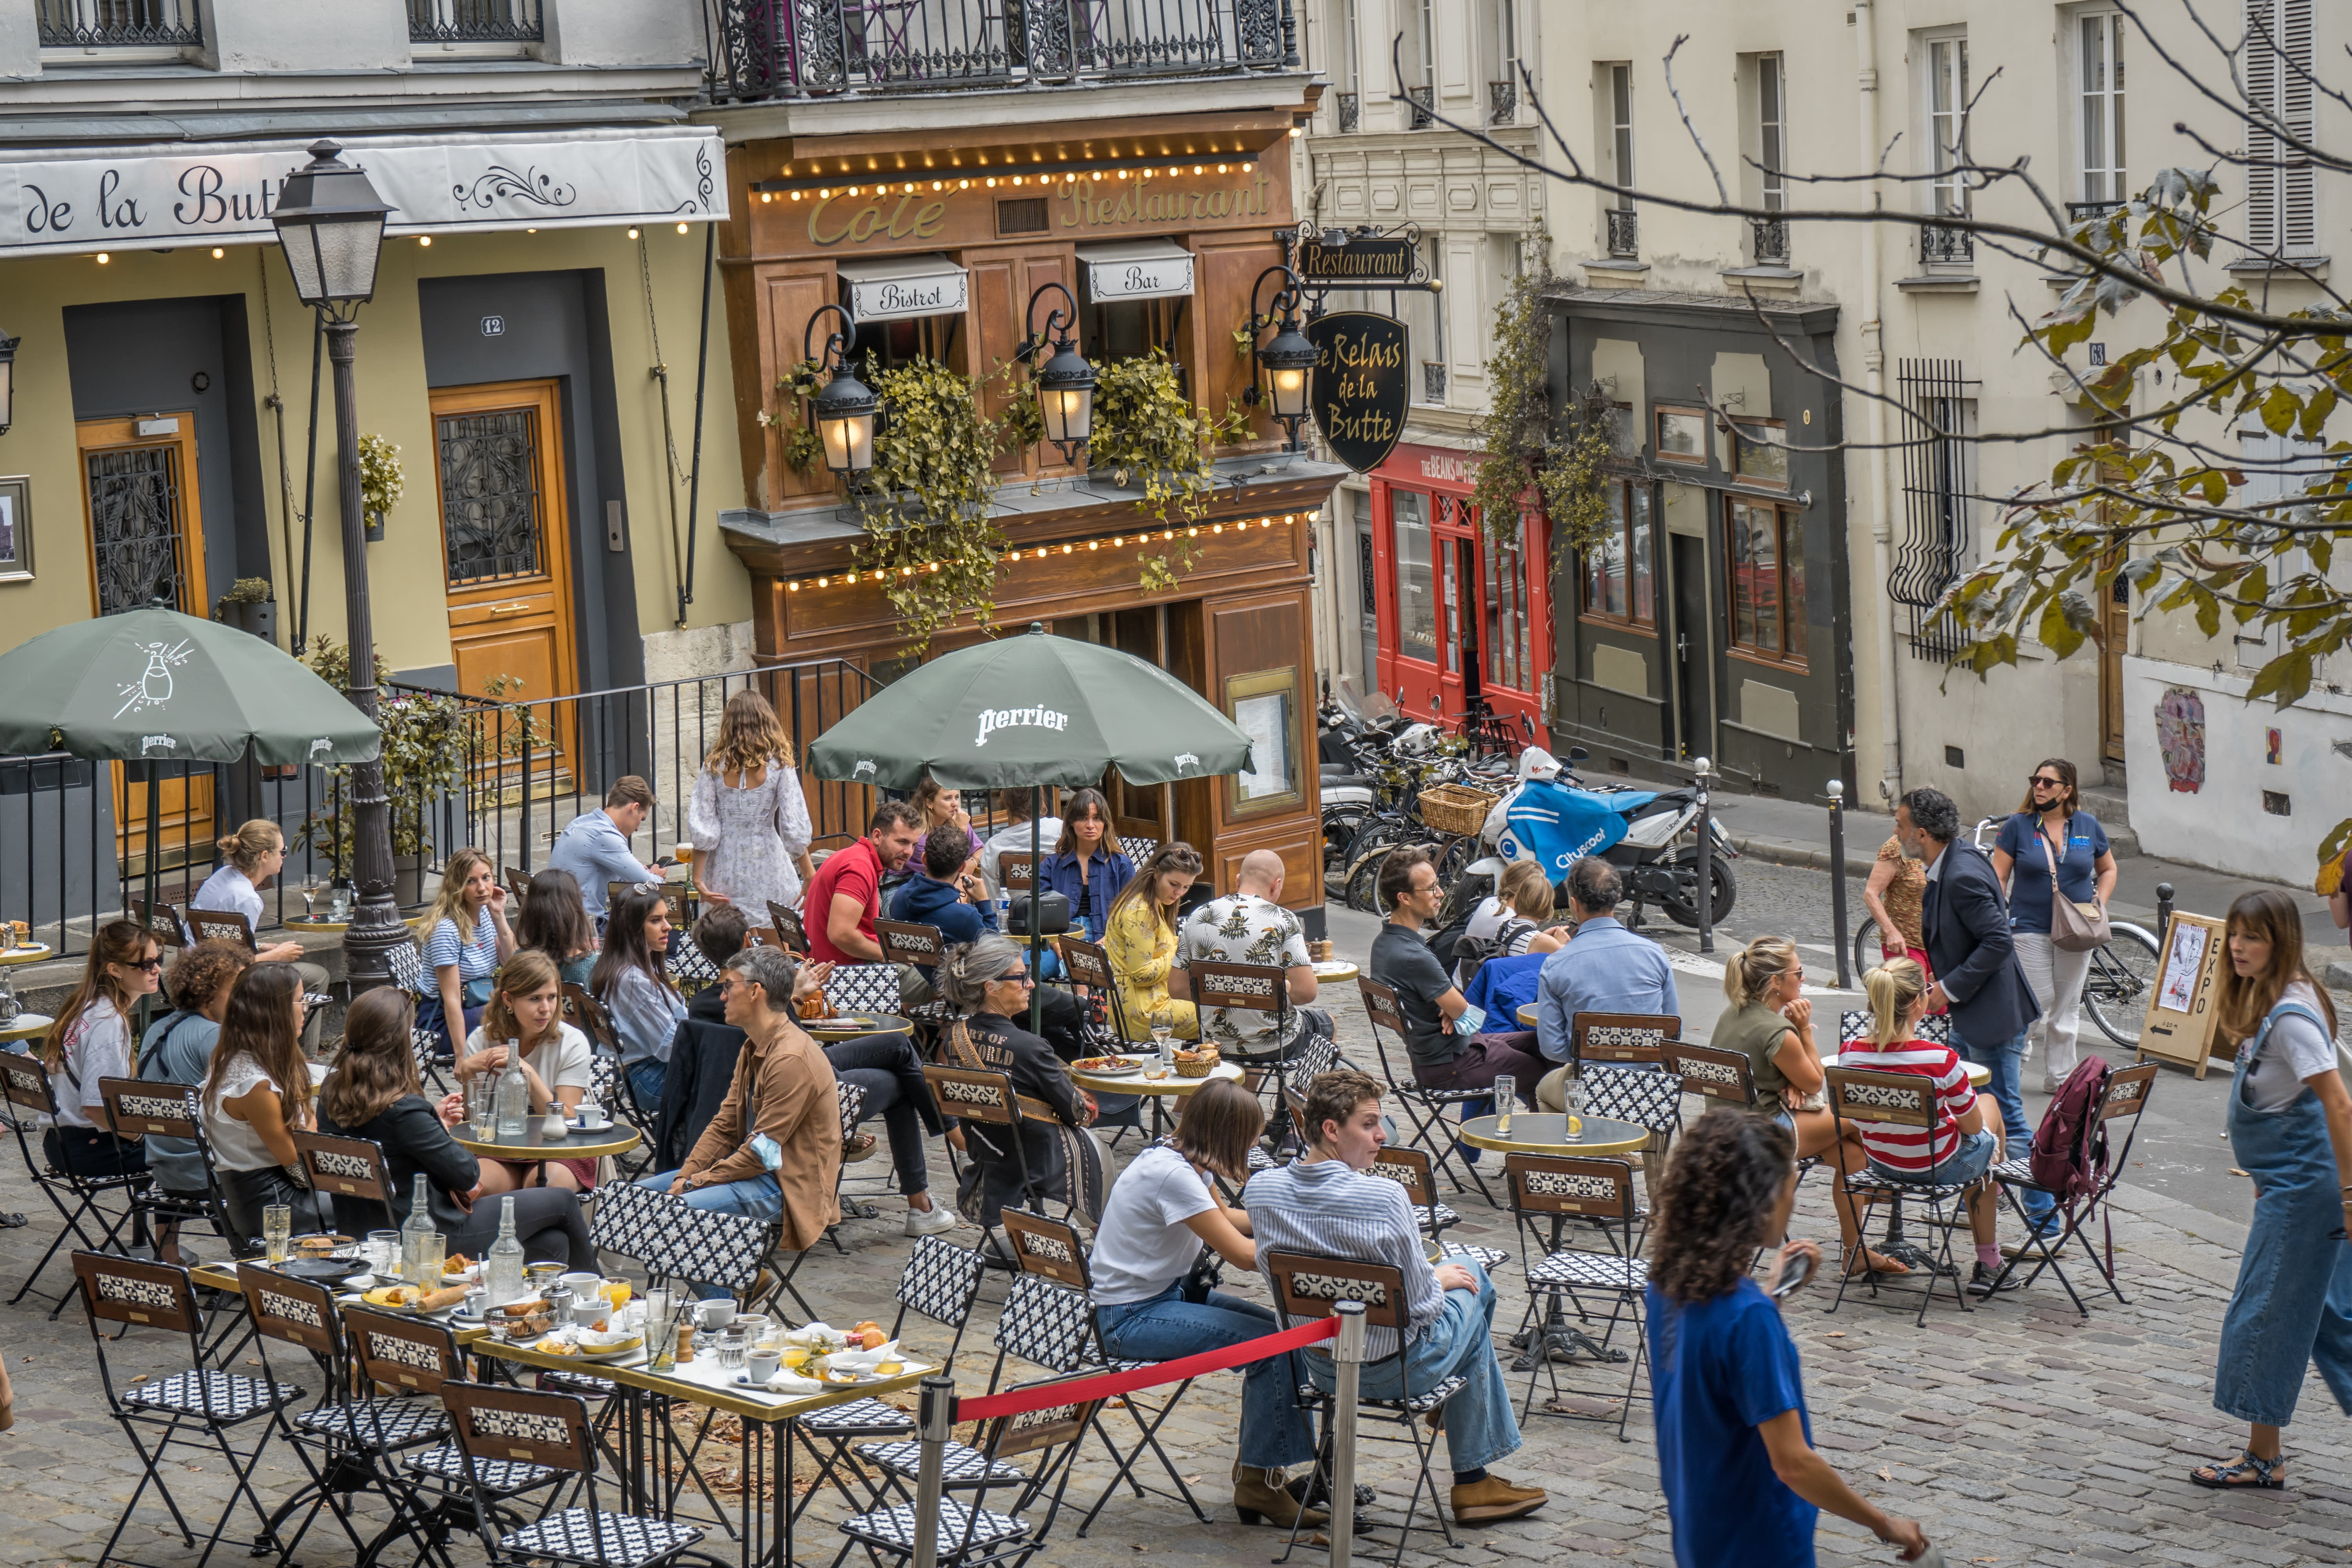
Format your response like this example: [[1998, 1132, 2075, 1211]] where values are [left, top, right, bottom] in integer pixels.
[[568, 1118, 616, 1133], [1310, 961, 1356, 975]]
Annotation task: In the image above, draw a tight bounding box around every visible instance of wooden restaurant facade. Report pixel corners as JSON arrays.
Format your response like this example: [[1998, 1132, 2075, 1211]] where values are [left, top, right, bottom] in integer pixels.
[[698, 21, 1341, 929]]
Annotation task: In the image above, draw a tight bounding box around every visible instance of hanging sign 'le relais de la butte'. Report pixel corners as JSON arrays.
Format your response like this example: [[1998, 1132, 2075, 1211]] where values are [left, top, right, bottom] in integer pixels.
[[783, 160, 1292, 251], [1306, 312, 1409, 473]]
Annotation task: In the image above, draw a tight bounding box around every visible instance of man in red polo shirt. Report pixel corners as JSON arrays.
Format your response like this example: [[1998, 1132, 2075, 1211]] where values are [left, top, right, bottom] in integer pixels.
[[808, 800, 926, 964]]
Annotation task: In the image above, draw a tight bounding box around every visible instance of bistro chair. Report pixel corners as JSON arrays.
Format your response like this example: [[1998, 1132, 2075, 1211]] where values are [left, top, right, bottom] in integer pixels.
[[74, 1251, 305, 1568], [996, 852, 1036, 897], [764, 901, 807, 955], [1822, 1065, 1978, 1325], [1500, 1154, 1650, 1440], [1987, 1060, 2162, 1312], [290, 1130, 402, 1233], [97, 1076, 230, 1261], [609, 880, 690, 932], [921, 1063, 1063, 1224], [4, 1050, 145, 1317], [668, 938, 721, 998], [186, 906, 259, 954], [1370, 1145, 1510, 1269], [1830, 1010, 1956, 1242], [388, 936, 460, 1066], [1354, 975, 1494, 1204], [133, 897, 189, 952], [437, 1380, 717, 1568], [504, 867, 534, 909], [1054, 933, 1135, 1053], [877, 917, 950, 1020], [1185, 958, 1294, 1067], [1570, 1011, 1679, 1066], [1574, 1059, 1687, 1223], [831, 1374, 1105, 1568], [1263, 1249, 1463, 1567], [825, 961, 906, 1020], [831, 1079, 888, 1230], [1657, 1040, 1757, 1109]]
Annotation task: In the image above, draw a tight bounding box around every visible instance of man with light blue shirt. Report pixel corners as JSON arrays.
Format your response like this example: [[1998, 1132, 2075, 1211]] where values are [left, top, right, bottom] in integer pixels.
[[1532, 858, 1679, 1067], [550, 776, 664, 927]]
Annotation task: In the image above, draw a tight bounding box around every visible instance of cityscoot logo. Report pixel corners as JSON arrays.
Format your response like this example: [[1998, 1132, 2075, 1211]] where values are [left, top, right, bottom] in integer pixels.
[[975, 706, 1069, 746], [115, 638, 192, 719]]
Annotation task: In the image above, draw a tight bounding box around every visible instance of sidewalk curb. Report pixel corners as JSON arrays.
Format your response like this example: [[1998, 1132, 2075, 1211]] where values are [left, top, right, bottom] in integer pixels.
[[1728, 833, 1875, 879]]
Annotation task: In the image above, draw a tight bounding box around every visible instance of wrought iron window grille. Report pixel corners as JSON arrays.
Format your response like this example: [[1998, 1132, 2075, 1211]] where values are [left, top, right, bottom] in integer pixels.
[[1751, 217, 1789, 265], [1337, 91, 1359, 131], [37, 0, 201, 47], [1605, 207, 1639, 259], [409, 0, 541, 44], [1890, 358, 1980, 660], [1406, 84, 1434, 129], [1919, 221, 1975, 266], [1488, 78, 1516, 125]]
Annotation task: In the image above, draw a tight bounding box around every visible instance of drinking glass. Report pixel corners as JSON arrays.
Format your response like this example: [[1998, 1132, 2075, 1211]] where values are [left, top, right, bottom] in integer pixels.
[[1492, 1075, 1515, 1139], [299, 878, 318, 920], [600, 1276, 633, 1311], [416, 1232, 446, 1288], [263, 1203, 293, 1264], [466, 1076, 493, 1136], [644, 1290, 677, 1372], [1565, 1075, 1588, 1142], [715, 1327, 750, 1371], [1149, 1007, 1174, 1056], [366, 1229, 401, 1277]]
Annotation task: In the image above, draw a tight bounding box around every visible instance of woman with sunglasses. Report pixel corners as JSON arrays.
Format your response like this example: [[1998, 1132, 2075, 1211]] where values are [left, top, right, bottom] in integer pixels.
[[1989, 758, 2116, 1092], [38, 920, 163, 1182]]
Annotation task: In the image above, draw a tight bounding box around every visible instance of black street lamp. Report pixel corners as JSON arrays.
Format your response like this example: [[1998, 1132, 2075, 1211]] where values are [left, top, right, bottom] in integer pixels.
[[1246, 264, 1317, 451], [0, 325, 17, 436], [803, 304, 879, 480], [271, 139, 401, 987], [1018, 281, 1096, 464]]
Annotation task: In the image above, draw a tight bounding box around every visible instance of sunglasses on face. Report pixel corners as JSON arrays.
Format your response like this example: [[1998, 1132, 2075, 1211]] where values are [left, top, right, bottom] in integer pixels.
[[2029, 775, 2065, 789], [996, 971, 1034, 987], [128, 957, 162, 972]]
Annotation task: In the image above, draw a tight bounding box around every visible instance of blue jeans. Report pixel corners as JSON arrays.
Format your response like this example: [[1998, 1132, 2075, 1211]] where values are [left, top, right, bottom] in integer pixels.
[[625, 1059, 666, 1118], [1866, 1126, 1996, 1187], [1304, 1261, 1520, 1474], [1097, 1286, 1316, 1471], [1952, 1028, 2054, 1223], [635, 1168, 782, 1299]]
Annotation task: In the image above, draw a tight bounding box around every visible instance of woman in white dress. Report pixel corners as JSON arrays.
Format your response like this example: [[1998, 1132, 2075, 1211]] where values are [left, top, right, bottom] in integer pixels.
[[688, 689, 814, 915]]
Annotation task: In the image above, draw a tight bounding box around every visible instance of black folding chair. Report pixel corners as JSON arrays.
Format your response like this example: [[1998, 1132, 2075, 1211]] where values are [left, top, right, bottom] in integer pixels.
[[1502, 1154, 1650, 1440], [1370, 1144, 1510, 1268], [1354, 976, 1494, 1204], [98, 1076, 229, 1264], [1823, 1065, 1980, 1325], [1987, 1060, 2162, 1311], [4, 1051, 145, 1317], [74, 1251, 305, 1568], [291, 1129, 402, 1233]]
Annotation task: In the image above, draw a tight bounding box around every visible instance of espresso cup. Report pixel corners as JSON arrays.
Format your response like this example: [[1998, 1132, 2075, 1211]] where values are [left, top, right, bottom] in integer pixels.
[[745, 1348, 782, 1385], [698, 1298, 737, 1332]]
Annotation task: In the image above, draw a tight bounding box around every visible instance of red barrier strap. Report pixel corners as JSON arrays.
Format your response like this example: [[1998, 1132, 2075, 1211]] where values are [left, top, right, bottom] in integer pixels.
[[955, 1316, 1339, 1422]]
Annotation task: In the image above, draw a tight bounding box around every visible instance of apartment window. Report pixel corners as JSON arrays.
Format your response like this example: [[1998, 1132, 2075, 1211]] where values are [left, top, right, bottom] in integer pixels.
[[1584, 481, 1655, 626], [1654, 406, 1708, 466], [1733, 419, 1789, 487], [1891, 358, 1979, 658], [1926, 34, 1970, 217], [1727, 499, 1807, 666], [1337, 0, 1360, 127], [1486, 0, 1519, 124], [1757, 54, 1787, 211], [2078, 12, 2126, 206], [1485, 518, 1537, 690], [2246, 0, 2315, 256], [1407, 0, 1435, 125], [1610, 64, 1635, 209], [1393, 492, 1438, 662], [1417, 239, 1447, 404]]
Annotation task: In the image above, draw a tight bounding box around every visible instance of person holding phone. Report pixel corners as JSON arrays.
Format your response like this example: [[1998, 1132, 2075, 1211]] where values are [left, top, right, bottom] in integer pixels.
[[1649, 1109, 1929, 1566]]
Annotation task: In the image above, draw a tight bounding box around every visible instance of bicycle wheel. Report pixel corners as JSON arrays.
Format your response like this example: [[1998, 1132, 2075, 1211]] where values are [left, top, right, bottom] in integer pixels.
[[1435, 834, 1477, 886], [1851, 915, 1884, 982], [2081, 922, 2161, 1047], [1343, 845, 1394, 914]]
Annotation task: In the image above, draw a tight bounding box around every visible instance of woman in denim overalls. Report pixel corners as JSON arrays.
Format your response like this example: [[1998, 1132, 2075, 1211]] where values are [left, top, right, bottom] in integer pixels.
[[2195, 890, 2352, 1491]]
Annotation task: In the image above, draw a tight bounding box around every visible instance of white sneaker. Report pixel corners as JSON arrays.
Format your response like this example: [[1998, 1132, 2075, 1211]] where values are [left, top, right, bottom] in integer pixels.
[[904, 1203, 960, 1237]]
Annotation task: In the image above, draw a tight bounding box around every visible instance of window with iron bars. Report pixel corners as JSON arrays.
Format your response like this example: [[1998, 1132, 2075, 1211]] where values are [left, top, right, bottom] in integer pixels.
[[1890, 359, 1980, 659], [37, 0, 201, 46], [410, 0, 541, 43]]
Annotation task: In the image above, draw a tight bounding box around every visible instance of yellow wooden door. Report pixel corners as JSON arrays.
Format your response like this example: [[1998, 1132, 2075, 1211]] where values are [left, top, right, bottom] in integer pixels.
[[77, 412, 214, 878]]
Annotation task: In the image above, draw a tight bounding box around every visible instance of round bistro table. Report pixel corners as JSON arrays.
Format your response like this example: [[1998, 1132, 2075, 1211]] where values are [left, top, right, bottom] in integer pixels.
[[0, 944, 53, 967], [454, 1123, 643, 1185], [1069, 1058, 1245, 1137], [802, 1014, 912, 1042], [1457, 1112, 1648, 1367]]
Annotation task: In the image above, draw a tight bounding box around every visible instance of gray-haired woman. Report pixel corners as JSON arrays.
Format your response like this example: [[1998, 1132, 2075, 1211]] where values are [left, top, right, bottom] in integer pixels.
[[938, 935, 1114, 1241]]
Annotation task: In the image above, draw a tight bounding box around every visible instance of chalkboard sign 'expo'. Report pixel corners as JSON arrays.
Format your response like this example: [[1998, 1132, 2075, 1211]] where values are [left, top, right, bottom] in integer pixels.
[[1306, 312, 1409, 473]]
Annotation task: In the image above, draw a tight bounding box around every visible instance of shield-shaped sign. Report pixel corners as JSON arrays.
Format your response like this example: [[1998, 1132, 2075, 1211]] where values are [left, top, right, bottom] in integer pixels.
[[1307, 312, 1410, 473]]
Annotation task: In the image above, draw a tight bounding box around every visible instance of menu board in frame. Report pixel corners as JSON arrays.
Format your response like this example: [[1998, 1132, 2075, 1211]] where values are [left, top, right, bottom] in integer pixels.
[[2138, 911, 2229, 1078], [1225, 665, 1301, 817]]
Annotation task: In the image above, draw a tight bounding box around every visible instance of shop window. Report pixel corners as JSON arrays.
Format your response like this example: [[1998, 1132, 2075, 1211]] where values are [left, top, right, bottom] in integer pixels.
[[1583, 480, 1654, 626], [1393, 490, 1438, 663], [852, 314, 955, 374], [1483, 514, 1537, 690], [1727, 498, 1807, 666], [1092, 298, 1185, 378], [1654, 406, 1708, 466], [1733, 419, 1789, 487]]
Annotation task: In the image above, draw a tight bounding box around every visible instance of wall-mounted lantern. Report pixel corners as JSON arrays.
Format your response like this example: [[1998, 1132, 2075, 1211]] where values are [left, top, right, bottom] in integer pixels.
[[1019, 281, 1096, 465], [803, 303, 879, 479], [1246, 264, 1317, 451]]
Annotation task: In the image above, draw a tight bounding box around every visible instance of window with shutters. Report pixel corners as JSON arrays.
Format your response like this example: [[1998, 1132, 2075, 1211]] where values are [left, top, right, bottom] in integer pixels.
[[2245, 0, 2315, 257], [2076, 11, 2126, 208], [1924, 33, 1971, 218]]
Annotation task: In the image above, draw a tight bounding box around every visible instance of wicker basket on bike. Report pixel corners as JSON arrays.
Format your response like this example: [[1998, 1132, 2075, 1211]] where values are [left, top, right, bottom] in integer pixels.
[[1418, 781, 1500, 838]]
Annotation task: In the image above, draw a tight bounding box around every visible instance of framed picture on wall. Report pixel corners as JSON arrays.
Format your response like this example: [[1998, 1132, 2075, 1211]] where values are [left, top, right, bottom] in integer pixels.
[[0, 476, 30, 583], [1225, 665, 1301, 815]]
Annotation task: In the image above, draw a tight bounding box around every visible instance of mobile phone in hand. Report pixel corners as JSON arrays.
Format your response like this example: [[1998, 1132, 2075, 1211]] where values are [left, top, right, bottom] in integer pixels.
[[1770, 1248, 1819, 1301]]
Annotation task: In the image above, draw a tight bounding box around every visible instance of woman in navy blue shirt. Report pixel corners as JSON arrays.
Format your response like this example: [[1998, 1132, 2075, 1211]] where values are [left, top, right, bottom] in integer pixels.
[[1040, 788, 1134, 943], [1989, 757, 2118, 1092], [1649, 1110, 1926, 1567]]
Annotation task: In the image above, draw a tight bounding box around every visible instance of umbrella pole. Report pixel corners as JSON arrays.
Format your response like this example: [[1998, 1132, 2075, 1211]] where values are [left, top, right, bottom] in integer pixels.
[[1028, 787, 1043, 1036], [142, 765, 162, 926]]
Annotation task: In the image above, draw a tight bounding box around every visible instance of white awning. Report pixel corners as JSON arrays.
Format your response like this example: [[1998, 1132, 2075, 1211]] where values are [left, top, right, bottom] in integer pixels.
[[835, 254, 969, 322], [1078, 239, 1196, 301], [0, 125, 725, 258]]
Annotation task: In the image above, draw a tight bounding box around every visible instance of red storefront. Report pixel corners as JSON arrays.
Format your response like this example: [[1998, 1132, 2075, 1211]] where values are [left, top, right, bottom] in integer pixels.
[[1365, 443, 1553, 735]]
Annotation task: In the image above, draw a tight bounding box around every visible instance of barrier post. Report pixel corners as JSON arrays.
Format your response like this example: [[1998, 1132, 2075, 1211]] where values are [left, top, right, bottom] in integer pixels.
[[1693, 756, 1715, 955], [1827, 779, 1849, 989], [2155, 881, 2175, 947], [1328, 1301, 1366, 1568], [909, 1375, 955, 1568]]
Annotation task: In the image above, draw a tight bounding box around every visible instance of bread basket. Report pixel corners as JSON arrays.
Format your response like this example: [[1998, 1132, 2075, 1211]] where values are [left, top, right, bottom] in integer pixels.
[[1171, 1045, 1221, 1079]]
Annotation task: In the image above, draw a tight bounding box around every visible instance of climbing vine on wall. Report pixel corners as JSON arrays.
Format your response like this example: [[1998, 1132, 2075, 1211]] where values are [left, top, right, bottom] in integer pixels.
[[1469, 231, 1618, 559]]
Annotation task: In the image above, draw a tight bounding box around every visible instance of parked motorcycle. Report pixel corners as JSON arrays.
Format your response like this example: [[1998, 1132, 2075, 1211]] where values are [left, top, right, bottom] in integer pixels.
[[1485, 748, 1739, 928]]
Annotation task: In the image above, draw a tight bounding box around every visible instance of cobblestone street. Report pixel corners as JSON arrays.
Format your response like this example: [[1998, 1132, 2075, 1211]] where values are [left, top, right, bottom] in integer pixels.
[[3, 901, 2349, 1568]]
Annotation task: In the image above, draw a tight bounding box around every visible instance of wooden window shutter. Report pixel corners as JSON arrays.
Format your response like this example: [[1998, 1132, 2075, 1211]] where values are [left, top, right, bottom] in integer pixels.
[[2245, 0, 2315, 256]]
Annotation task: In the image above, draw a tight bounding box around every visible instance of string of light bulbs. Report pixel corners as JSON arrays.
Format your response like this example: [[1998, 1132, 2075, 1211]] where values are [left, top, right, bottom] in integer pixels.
[[780, 512, 1305, 593]]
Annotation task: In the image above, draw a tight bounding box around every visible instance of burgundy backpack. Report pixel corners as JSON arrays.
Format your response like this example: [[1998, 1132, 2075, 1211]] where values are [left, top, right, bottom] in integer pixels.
[[2028, 1055, 2111, 1201]]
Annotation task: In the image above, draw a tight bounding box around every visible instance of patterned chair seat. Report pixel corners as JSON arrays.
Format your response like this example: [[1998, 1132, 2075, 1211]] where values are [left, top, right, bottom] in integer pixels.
[[802, 1396, 915, 1438], [827, 964, 905, 1019], [1527, 1251, 1649, 1292], [1988, 1156, 2047, 1189], [1296, 1372, 1468, 1415], [296, 1397, 450, 1448], [404, 1443, 560, 1495], [1246, 1145, 1282, 1173], [1414, 1201, 1463, 1232], [499, 1508, 702, 1568], [538, 1370, 619, 1399], [840, 1499, 1030, 1556], [1436, 1240, 1512, 1271], [1844, 1168, 1978, 1203], [123, 1369, 302, 1421], [855, 1439, 1028, 1487], [1415, 1085, 1488, 1106]]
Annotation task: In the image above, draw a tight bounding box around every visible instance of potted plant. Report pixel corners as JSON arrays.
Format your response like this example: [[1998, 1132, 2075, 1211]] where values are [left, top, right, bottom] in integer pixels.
[[358, 433, 405, 544], [294, 639, 468, 905], [216, 577, 277, 644]]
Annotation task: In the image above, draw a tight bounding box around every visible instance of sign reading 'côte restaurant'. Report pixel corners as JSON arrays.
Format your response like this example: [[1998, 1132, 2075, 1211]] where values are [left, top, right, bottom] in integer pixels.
[[1306, 312, 1409, 473], [788, 162, 1291, 251]]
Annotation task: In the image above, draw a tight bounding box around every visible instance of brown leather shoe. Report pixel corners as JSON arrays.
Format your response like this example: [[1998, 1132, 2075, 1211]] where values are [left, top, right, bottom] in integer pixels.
[[1233, 1463, 1328, 1530], [1451, 1475, 1546, 1524]]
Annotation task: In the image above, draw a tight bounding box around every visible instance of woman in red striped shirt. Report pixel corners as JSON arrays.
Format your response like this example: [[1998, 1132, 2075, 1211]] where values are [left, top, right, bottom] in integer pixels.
[[1845, 958, 2016, 1297]]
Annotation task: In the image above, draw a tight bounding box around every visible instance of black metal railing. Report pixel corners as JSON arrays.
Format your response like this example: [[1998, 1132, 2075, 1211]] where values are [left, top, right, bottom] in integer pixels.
[[1606, 207, 1638, 258], [706, 0, 1293, 101], [1337, 90, 1359, 131], [1488, 77, 1515, 125], [410, 0, 543, 44], [1751, 216, 1789, 264], [36, 0, 201, 47], [1406, 83, 1434, 128], [1920, 220, 1974, 265], [1421, 362, 1446, 403]]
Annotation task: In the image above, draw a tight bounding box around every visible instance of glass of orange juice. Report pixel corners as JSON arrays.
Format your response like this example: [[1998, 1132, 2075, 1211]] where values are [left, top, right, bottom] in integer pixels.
[[601, 1277, 633, 1309], [780, 1346, 811, 1370]]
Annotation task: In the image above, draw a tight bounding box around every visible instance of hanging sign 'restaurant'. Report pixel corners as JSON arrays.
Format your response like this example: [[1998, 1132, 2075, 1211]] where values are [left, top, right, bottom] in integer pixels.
[[1296, 234, 1417, 287], [1306, 312, 1408, 473]]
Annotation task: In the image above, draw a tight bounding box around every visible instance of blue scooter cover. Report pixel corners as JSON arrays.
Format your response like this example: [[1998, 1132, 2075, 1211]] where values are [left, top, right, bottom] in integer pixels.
[[1497, 777, 1659, 875]]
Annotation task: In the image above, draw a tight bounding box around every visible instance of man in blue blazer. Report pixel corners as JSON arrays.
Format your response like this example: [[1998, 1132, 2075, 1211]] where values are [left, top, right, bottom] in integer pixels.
[[1896, 786, 2054, 1231]]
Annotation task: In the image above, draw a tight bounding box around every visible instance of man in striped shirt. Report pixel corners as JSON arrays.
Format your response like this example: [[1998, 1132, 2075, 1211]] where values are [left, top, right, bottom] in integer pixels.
[[1845, 1027, 2015, 1296], [1244, 1069, 1548, 1526]]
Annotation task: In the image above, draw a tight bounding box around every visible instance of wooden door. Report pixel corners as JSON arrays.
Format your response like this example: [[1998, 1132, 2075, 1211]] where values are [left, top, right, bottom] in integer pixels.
[[78, 413, 213, 877], [430, 380, 577, 782]]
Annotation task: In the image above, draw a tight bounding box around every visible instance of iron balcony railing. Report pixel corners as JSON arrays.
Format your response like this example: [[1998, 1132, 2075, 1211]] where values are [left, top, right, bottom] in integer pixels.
[[1337, 90, 1359, 131], [1488, 77, 1515, 125], [36, 0, 201, 47], [1421, 361, 1446, 404], [1751, 215, 1789, 264], [410, 0, 543, 44], [1606, 207, 1638, 259], [1920, 220, 1975, 265], [707, 0, 1296, 101], [1405, 83, 1434, 128]]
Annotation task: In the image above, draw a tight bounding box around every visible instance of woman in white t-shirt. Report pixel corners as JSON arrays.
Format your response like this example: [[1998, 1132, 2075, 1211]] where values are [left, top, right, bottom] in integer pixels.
[[1454, 860, 1565, 986], [200, 962, 330, 1244], [188, 819, 311, 967], [459, 949, 596, 1193], [1089, 1080, 1320, 1530], [39, 920, 162, 1180]]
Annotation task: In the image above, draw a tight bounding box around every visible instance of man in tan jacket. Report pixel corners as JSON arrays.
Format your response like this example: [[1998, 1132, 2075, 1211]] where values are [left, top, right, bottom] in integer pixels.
[[637, 946, 842, 1261]]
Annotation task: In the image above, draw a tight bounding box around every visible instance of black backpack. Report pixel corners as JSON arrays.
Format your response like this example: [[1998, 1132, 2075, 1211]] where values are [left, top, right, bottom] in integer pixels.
[[1453, 918, 1535, 989]]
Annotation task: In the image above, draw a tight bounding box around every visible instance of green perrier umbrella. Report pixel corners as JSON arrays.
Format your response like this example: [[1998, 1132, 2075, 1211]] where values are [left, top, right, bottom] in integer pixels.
[[0, 606, 382, 916], [807, 623, 1258, 1024]]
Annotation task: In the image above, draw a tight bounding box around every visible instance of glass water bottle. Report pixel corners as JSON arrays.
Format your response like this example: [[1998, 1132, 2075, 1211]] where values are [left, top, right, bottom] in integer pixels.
[[485, 1195, 525, 1307], [493, 1053, 531, 1138], [399, 1174, 436, 1285]]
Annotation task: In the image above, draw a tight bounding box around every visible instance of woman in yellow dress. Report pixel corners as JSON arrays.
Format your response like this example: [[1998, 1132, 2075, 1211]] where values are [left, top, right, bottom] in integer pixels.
[[1103, 842, 1205, 1042]]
